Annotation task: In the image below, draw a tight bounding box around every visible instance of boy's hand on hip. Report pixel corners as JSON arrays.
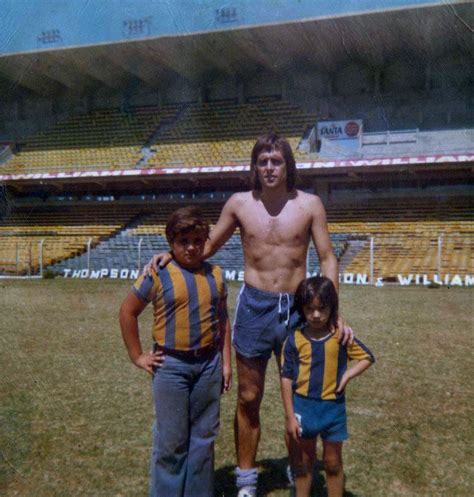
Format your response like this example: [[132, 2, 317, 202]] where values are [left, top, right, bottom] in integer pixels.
[[133, 350, 165, 375], [336, 371, 351, 393]]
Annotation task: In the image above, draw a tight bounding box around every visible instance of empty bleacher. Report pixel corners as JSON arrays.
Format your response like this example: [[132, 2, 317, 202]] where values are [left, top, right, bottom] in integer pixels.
[[46, 200, 345, 275], [0, 205, 140, 274], [51, 225, 347, 276], [2, 98, 317, 175], [2, 105, 181, 174], [327, 197, 473, 278], [146, 98, 316, 168], [2, 195, 471, 280], [49, 202, 233, 273], [3, 91, 472, 176]]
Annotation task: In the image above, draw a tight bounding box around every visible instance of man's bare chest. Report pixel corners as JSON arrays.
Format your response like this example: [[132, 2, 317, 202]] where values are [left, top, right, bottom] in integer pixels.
[[238, 208, 311, 245]]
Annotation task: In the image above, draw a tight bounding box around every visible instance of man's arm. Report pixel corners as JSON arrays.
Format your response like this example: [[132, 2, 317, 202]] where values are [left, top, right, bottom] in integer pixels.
[[202, 194, 240, 259], [119, 292, 164, 374], [143, 194, 240, 273], [310, 195, 339, 291], [310, 195, 353, 343]]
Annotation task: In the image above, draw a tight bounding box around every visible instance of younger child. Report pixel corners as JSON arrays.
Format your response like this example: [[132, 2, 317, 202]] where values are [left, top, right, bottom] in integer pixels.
[[281, 276, 374, 497], [119, 206, 232, 497]]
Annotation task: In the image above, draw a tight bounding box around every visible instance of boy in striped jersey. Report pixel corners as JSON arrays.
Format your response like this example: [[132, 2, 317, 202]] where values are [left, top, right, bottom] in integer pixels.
[[119, 206, 231, 497], [281, 276, 374, 497]]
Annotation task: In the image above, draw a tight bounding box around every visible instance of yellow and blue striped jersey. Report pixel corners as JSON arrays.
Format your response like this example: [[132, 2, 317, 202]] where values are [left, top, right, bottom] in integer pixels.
[[282, 328, 375, 400], [132, 260, 227, 351]]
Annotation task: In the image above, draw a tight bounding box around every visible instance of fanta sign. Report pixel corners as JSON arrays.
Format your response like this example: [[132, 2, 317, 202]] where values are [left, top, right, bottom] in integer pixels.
[[318, 120, 362, 140]]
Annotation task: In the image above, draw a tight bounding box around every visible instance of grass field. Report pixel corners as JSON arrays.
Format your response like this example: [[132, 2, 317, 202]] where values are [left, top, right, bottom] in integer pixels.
[[1, 279, 472, 497]]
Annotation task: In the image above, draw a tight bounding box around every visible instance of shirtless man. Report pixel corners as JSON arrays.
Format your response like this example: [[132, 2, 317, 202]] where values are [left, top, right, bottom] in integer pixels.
[[147, 133, 349, 497]]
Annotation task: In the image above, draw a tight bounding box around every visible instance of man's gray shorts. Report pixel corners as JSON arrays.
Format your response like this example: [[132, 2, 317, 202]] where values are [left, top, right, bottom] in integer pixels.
[[232, 283, 300, 360]]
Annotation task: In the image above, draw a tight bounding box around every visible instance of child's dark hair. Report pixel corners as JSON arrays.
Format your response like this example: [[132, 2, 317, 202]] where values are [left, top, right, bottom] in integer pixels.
[[294, 276, 339, 329], [165, 206, 210, 244]]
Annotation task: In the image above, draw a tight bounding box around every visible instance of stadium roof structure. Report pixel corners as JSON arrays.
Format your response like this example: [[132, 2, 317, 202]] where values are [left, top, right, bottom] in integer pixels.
[[0, 0, 472, 197], [0, 1, 472, 98]]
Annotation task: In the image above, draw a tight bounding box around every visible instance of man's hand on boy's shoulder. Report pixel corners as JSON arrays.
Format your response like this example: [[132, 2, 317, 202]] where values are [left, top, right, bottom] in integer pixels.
[[142, 251, 173, 275], [333, 316, 354, 345], [133, 349, 165, 375]]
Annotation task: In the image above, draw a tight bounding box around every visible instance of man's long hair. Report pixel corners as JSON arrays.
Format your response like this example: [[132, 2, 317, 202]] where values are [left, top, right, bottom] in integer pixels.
[[250, 132, 297, 192]]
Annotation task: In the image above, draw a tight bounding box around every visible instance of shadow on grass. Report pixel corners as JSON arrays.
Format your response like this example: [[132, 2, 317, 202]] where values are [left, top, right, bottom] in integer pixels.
[[215, 457, 361, 496]]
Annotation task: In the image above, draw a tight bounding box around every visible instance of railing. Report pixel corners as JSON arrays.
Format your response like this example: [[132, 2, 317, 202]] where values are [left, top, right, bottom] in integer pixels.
[[1, 234, 471, 286], [342, 234, 472, 286], [0, 239, 44, 278]]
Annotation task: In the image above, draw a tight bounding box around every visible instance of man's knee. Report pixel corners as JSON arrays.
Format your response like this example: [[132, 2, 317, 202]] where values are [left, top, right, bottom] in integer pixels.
[[238, 385, 263, 408], [323, 456, 342, 477], [236, 386, 264, 425], [235, 354, 267, 422]]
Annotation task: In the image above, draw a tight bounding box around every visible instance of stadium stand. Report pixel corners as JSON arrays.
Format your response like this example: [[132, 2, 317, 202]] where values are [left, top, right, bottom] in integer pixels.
[[0, 205, 140, 274], [42, 199, 347, 276], [2, 106, 181, 173], [2, 98, 316, 174], [3, 193, 469, 281], [50, 228, 348, 276], [4, 91, 471, 175], [327, 197, 473, 278]]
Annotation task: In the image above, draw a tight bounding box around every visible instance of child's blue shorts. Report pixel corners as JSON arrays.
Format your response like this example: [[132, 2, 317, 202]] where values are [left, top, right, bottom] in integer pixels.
[[232, 283, 300, 360], [293, 394, 348, 442]]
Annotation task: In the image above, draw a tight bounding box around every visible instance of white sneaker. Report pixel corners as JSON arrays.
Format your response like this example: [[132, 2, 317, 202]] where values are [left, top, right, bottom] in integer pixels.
[[237, 485, 257, 497]]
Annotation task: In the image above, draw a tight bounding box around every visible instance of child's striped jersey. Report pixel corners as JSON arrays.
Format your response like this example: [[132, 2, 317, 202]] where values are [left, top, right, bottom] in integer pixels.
[[282, 328, 375, 400], [132, 260, 227, 351]]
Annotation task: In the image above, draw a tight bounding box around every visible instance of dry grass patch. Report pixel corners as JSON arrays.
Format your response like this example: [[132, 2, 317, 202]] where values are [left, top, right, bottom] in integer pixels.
[[0, 280, 472, 496]]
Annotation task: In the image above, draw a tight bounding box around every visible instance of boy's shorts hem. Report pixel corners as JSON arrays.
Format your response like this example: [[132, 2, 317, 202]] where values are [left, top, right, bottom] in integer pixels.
[[315, 426, 349, 443], [319, 433, 348, 443], [294, 394, 348, 442]]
